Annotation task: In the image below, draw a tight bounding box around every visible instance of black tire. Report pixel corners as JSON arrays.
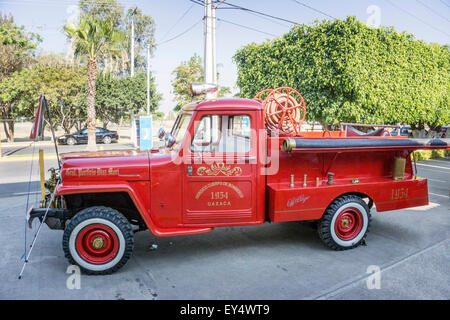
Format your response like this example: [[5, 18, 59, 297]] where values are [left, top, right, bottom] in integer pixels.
[[102, 136, 112, 144], [62, 206, 134, 275], [318, 195, 371, 250], [67, 137, 76, 145]]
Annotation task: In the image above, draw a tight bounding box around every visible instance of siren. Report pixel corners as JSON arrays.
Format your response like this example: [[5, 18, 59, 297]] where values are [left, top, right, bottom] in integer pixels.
[[190, 83, 218, 97]]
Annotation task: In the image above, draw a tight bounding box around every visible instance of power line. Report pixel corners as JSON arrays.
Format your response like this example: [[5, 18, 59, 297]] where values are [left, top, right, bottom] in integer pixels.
[[291, 0, 337, 20], [439, 0, 450, 8], [242, 10, 292, 28], [156, 18, 202, 46], [216, 18, 277, 37], [384, 0, 450, 37], [416, 0, 450, 23], [1, 0, 138, 7], [160, 3, 195, 42], [190, 0, 299, 26], [189, 0, 281, 36], [218, 1, 300, 25]]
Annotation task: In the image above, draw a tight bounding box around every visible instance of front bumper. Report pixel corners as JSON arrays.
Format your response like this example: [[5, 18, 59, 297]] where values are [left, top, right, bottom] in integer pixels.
[[57, 137, 67, 144], [27, 207, 70, 230]]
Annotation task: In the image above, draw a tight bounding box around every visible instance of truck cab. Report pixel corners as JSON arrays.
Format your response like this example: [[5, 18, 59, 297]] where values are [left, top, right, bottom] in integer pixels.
[[150, 98, 266, 231]]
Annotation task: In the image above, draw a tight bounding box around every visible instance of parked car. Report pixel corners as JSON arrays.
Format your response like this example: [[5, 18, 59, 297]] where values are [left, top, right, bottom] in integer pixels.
[[57, 127, 118, 145], [391, 126, 413, 137], [437, 126, 449, 138]]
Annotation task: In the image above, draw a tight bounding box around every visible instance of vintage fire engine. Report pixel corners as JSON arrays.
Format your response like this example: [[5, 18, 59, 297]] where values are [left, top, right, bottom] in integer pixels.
[[28, 85, 448, 274]]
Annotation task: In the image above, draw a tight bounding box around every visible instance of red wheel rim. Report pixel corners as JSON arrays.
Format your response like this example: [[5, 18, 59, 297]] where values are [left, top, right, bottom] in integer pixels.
[[334, 208, 363, 240], [75, 224, 119, 264]]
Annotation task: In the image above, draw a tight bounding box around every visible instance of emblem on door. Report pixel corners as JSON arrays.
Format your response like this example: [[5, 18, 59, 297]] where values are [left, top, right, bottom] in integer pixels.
[[196, 163, 242, 176]]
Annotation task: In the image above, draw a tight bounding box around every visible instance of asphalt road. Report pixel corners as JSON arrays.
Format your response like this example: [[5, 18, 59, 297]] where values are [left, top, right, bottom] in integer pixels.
[[0, 149, 448, 299], [1, 140, 135, 158]]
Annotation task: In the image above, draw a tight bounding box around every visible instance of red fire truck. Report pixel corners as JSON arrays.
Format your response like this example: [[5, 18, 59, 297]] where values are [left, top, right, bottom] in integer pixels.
[[29, 85, 448, 274]]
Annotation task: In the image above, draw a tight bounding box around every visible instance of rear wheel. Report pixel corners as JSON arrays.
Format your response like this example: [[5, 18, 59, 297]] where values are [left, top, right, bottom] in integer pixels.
[[318, 195, 371, 250], [102, 136, 112, 144], [63, 206, 134, 275]]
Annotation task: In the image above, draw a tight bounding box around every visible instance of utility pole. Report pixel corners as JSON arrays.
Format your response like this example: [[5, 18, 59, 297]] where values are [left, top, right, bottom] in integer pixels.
[[130, 7, 137, 77], [212, 3, 217, 86], [131, 19, 135, 77], [146, 43, 150, 115], [203, 0, 217, 99]]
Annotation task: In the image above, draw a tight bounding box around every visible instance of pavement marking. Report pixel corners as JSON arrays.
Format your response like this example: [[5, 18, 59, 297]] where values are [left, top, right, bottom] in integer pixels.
[[416, 163, 450, 170], [426, 178, 448, 183], [311, 239, 450, 300], [425, 159, 450, 165], [11, 191, 41, 196], [429, 192, 449, 198], [416, 166, 450, 174], [405, 202, 440, 211]]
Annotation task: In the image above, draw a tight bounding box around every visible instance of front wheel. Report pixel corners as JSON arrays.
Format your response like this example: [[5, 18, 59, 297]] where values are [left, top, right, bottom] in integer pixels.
[[66, 137, 76, 145], [318, 195, 371, 250], [63, 206, 134, 275]]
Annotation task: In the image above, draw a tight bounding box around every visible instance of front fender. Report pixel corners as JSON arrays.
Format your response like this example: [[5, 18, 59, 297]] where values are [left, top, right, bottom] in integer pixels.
[[56, 182, 212, 237]]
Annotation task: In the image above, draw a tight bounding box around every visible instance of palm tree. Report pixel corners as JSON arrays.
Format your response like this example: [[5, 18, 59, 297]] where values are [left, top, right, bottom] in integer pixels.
[[64, 15, 124, 150]]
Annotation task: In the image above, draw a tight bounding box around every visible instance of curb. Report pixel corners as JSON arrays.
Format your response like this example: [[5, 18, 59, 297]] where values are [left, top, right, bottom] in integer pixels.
[[0, 141, 55, 148], [0, 154, 59, 162]]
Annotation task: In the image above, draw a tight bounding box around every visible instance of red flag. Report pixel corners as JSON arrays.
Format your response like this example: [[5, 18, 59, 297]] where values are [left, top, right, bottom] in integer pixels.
[[29, 95, 47, 140]]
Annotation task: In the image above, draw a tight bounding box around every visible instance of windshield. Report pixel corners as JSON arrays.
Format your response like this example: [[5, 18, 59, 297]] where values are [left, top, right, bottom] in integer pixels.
[[171, 112, 193, 144]]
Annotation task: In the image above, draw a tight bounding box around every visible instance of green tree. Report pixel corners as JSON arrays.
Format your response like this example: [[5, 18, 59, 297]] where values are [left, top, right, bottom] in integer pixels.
[[79, 0, 123, 27], [64, 15, 125, 150], [171, 54, 231, 111], [94, 71, 161, 128], [234, 17, 450, 133], [0, 12, 40, 141], [124, 6, 155, 72], [79, 0, 155, 75], [0, 64, 87, 138]]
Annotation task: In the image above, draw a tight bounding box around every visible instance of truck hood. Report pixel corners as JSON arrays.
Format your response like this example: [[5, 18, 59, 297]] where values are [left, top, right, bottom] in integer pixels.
[[60, 149, 150, 182]]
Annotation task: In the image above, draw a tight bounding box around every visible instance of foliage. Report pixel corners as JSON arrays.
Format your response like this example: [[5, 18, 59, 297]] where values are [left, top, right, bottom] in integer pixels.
[[0, 12, 41, 141], [233, 16, 450, 129], [79, 0, 123, 27], [171, 54, 231, 111], [79, 0, 155, 75], [413, 150, 450, 161], [92, 71, 162, 127], [64, 15, 125, 62], [0, 12, 40, 79], [64, 14, 125, 148], [0, 64, 87, 135], [124, 7, 156, 65]]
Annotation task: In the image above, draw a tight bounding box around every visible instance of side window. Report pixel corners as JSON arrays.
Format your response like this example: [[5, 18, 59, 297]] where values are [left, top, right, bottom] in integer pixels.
[[221, 115, 251, 153], [191, 114, 251, 153], [191, 115, 221, 153]]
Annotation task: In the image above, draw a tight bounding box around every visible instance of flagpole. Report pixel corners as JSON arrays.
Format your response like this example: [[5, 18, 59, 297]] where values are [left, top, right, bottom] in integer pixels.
[[42, 95, 61, 170]]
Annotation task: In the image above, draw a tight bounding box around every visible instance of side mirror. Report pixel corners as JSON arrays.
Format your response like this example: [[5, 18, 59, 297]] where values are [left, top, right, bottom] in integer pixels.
[[166, 132, 176, 149], [158, 127, 166, 140]]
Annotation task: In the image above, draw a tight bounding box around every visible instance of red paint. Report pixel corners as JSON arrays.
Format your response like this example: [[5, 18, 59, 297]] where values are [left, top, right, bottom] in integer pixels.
[[75, 224, 119, 264], [54, 97, 447, 238], [334, 208, 363, 240]]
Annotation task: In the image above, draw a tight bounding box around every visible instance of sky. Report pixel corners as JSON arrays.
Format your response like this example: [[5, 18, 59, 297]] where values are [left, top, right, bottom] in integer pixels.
[[1, 0, 449, 114]]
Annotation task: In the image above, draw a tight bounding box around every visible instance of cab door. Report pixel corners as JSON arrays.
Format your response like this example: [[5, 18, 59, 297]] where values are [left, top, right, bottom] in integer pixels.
[[182, 111, 259, 226]]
